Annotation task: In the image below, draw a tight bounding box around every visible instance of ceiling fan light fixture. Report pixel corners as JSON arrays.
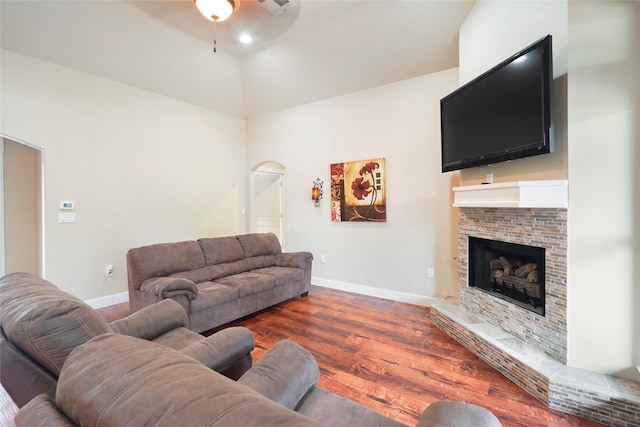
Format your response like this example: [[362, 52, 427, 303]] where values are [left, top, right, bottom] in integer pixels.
[[194, 0, 236, 22]]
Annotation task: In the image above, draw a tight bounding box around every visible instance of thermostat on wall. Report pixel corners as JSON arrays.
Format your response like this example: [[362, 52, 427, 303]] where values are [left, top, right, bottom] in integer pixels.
[[60, 201, 74, 210]]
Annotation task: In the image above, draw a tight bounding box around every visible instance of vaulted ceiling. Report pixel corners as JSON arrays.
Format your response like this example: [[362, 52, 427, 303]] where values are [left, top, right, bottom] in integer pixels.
[[1, 0, 474, 118]]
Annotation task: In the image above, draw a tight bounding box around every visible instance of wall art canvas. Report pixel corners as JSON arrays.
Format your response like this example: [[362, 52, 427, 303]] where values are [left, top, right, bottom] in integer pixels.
[[330, 158, 386, 222]]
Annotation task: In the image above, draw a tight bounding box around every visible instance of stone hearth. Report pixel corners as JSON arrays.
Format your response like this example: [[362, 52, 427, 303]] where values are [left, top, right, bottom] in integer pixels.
[[431, 298, 640, 426], [430, 181, 640, 427]]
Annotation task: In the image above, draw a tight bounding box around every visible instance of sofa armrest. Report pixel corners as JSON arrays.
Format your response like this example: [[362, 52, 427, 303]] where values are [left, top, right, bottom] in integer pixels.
[[275, 252, 313, 269], [417, 401, 502, 427], [180, 327, 254, 372], [109, 299, 189, 340], [14, 394, 76, 427], [238, 339, 319, 410], [139, 277, 198, 300]]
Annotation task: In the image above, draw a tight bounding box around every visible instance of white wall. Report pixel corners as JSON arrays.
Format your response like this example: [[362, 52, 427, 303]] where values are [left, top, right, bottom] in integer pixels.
[[0, 50, 246, 300], [567, 0, 639, 378], [246, 69, 460, 304]]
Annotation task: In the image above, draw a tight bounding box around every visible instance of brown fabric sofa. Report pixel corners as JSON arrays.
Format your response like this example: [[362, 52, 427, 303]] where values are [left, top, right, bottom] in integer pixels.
[[0, 272, 254, 408], [15, 333, 502, 427], [126, 232, 313, 333]]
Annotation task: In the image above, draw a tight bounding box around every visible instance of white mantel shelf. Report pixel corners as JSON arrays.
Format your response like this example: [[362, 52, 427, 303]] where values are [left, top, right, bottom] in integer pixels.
[[453, 180, 568, 209]]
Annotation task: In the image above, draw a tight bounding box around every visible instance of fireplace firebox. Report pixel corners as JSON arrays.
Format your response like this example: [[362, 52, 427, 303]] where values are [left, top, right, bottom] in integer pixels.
[[469, 236, 545, 316]]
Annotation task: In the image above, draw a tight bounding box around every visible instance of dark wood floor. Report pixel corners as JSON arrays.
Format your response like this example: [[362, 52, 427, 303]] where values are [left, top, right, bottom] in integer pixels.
[[2, 286, 603, 426]]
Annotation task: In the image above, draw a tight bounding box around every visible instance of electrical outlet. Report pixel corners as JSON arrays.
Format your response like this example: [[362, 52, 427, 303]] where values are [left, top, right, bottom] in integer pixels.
[[485, 173, 493, 184], [321, 255, 326, 263], [427, 268, 434, 278], [105, 265, 113, 277]]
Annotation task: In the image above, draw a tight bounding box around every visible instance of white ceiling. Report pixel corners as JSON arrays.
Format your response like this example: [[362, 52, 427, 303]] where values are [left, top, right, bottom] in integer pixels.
[[1, 0, 474, 118]]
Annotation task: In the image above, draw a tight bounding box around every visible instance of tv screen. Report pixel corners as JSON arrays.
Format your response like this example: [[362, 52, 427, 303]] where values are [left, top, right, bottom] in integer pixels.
[[441, 35, 553, 173]]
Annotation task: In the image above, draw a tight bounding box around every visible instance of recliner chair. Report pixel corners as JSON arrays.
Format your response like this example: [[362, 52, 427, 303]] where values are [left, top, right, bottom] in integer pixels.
[[0, 272, 254, 408]]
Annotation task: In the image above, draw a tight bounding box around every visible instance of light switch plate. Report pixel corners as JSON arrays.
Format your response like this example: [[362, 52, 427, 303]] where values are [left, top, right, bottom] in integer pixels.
[[58, 212, 76, 223]]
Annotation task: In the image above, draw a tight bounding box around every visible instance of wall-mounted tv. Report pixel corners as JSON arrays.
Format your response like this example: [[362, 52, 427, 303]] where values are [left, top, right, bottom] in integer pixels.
[[441, 35, 553, 173]]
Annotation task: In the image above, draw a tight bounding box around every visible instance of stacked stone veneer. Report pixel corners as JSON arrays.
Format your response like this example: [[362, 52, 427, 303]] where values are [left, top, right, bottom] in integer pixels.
[[457, 207, 567, 362]]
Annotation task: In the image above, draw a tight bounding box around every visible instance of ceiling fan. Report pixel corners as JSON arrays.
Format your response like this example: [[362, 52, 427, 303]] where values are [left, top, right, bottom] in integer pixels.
[[194, 0, 297, 51], [127, 0, 300, 56]]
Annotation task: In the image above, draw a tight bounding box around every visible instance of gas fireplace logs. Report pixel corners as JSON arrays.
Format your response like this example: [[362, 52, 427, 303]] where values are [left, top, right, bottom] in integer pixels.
[[490, 257, 541, 301]]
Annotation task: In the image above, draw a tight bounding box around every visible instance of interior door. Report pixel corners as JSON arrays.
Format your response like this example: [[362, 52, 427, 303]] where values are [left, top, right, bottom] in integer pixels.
[[253, 171, 283, 240]]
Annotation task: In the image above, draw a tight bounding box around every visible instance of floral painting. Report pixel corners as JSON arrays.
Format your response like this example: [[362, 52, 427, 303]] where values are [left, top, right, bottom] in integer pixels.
[[330, 158, 386, 222]]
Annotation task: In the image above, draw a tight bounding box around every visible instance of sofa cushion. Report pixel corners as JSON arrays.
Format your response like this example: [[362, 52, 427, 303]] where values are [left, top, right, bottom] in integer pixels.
[[198, 237, 245, 265], [0, 273, 111, 376], [190, 282, 240, 311], [126, 241, 206, 289], [56, 334, 324, 427], [252, 267, 304, 287], [237, 233, 282, 258], [215, 273, 275, 297]]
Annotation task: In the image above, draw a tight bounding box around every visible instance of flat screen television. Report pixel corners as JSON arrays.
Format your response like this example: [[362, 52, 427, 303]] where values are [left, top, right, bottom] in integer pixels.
[[440, 35, 553, 173]]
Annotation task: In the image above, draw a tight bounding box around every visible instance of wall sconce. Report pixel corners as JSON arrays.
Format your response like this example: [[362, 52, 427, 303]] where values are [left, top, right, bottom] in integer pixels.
[[312, 178, 323, 207]]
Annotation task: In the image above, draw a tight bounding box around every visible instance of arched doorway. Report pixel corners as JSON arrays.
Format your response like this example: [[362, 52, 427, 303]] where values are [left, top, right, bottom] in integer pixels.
[[250, 162, 285, 249]]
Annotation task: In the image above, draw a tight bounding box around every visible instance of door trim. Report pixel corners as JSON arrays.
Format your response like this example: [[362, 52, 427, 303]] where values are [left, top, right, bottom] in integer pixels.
[[0, 134, 46, 277]]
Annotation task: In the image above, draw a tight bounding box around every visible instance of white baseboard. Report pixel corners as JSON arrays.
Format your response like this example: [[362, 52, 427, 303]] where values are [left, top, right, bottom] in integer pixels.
[[311, 276, 437, 307], [85, 291, 128, 309]]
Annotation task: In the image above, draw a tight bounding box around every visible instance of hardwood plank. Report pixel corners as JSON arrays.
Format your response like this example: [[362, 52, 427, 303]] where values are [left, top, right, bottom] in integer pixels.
[[0, 386, 16, 427]]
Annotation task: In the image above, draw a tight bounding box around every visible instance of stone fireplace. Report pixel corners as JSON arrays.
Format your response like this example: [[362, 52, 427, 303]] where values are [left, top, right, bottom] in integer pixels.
[[430, 180, 639, 426], [457, 205, 566, 362]]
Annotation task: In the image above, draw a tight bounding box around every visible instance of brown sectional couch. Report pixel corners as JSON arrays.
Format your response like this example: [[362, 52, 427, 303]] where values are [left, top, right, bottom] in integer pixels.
[[0, 273, 254, 408], [127, 232, 313, 333]]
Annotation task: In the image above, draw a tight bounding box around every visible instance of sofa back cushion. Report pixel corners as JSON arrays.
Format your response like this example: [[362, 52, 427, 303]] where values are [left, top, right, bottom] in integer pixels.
[[198, 237, 245, 265], [236, 233, 282, 271], [207, 260, 249, 281], [127, 240, 206, 289], [198, 237, 249, 280], [57, 334, 324, 427], [237, 233, 282, 257], [0, 273, 111, 377]]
